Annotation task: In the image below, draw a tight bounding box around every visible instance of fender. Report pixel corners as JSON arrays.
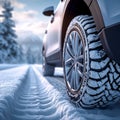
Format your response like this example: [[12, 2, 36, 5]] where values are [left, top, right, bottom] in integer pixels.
[[89, 0, 120, 63]]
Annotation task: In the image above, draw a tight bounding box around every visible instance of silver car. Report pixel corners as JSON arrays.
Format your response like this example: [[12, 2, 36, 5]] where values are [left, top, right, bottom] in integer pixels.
[[42, 0, 120, 108]]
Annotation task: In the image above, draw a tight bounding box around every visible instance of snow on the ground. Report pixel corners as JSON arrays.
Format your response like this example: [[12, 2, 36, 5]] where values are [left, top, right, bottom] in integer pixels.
[[0, 65, 29, 120], [34, 66, 120, 120], [0, 64, 120, 120], [0, 64, 22, 70]]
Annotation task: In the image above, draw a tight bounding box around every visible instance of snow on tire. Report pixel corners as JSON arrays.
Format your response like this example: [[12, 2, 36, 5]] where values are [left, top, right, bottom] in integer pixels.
[[63, 15, 120, 108]]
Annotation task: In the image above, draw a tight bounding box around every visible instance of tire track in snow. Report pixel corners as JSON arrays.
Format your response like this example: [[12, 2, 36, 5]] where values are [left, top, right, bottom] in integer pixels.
[[6, 65, 120, 120], [34, 66, 120, 120], [11, 67, 61, 120], [0, 66, 29, 120]]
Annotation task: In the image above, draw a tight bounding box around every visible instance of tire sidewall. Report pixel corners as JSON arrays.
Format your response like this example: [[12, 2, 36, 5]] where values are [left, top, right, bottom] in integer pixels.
[[63, 16, 89, 99]]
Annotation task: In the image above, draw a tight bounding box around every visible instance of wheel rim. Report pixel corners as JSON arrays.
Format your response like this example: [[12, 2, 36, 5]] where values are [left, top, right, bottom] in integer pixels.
[[64, 29, 85, 92]]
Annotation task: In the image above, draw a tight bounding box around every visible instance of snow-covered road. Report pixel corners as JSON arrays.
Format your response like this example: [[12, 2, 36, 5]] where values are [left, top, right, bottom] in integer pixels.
[[0, 65, 120, 120]]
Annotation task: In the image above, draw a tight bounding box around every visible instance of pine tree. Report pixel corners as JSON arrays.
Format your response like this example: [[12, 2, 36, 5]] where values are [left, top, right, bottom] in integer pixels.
[[26, 48, 35, 64], [2, 1, 20, 63], [0, 21, 8, 62]]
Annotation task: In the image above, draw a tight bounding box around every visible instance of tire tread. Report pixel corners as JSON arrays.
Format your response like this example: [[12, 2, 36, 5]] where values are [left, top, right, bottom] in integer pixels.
[[64, 15, 120, 108]]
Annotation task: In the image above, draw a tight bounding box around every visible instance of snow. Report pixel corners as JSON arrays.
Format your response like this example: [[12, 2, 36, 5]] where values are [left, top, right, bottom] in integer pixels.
[[90, 49, 106, 60], [116, 64, 120, 73], [0, 1, 22, 64], [0, 64, 21, 70], [89, 70, 100, 79], [0, 65, 29, 120], [87, 34, 99, 44], [88, 79, 99, 88], [99, 68, 109, 78], [0, 64, 120, 120]]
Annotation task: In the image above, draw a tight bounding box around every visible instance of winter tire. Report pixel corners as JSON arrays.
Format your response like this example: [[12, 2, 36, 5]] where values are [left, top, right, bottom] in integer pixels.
[[63, 15, 120, 108], [42, 55, 54, 76]]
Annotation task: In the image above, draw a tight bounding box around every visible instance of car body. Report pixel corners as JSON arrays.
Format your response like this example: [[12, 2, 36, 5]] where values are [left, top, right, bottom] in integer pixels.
[[43, 0, 120, 66], [42, 0, 120, 108]]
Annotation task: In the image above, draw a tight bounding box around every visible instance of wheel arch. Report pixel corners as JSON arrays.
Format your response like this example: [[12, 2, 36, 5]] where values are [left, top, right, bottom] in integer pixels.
[[61, 0, 91, 49], [61, 0, 104, 49]]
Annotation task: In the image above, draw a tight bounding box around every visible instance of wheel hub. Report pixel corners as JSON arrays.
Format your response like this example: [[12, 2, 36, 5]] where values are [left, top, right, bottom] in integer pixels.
[[74, 57, 79, 63]]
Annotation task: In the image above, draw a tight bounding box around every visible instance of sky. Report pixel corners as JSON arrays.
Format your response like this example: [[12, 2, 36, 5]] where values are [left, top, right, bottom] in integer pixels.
[[0, 0, 59, 39]]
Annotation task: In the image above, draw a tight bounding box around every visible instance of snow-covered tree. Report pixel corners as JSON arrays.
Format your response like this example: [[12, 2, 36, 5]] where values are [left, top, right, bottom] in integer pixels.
[[2, 1, 20, 63], [26, 48, 35, 64], [0, 21, 8, 62], [17, 45, 25, 63]]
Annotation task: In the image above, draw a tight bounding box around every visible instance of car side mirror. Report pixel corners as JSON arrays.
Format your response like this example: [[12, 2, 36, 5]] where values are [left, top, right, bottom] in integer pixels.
[[43, 6, 54, 16]]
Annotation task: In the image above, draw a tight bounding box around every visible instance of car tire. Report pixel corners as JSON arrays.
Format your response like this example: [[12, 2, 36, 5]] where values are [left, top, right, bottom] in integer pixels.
[[42, 56, 54, 76], [63, 15, 120, 108]]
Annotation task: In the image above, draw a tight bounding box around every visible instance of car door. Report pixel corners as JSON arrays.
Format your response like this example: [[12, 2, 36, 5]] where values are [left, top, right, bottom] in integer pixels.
[[45, 1, 65, 59]]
